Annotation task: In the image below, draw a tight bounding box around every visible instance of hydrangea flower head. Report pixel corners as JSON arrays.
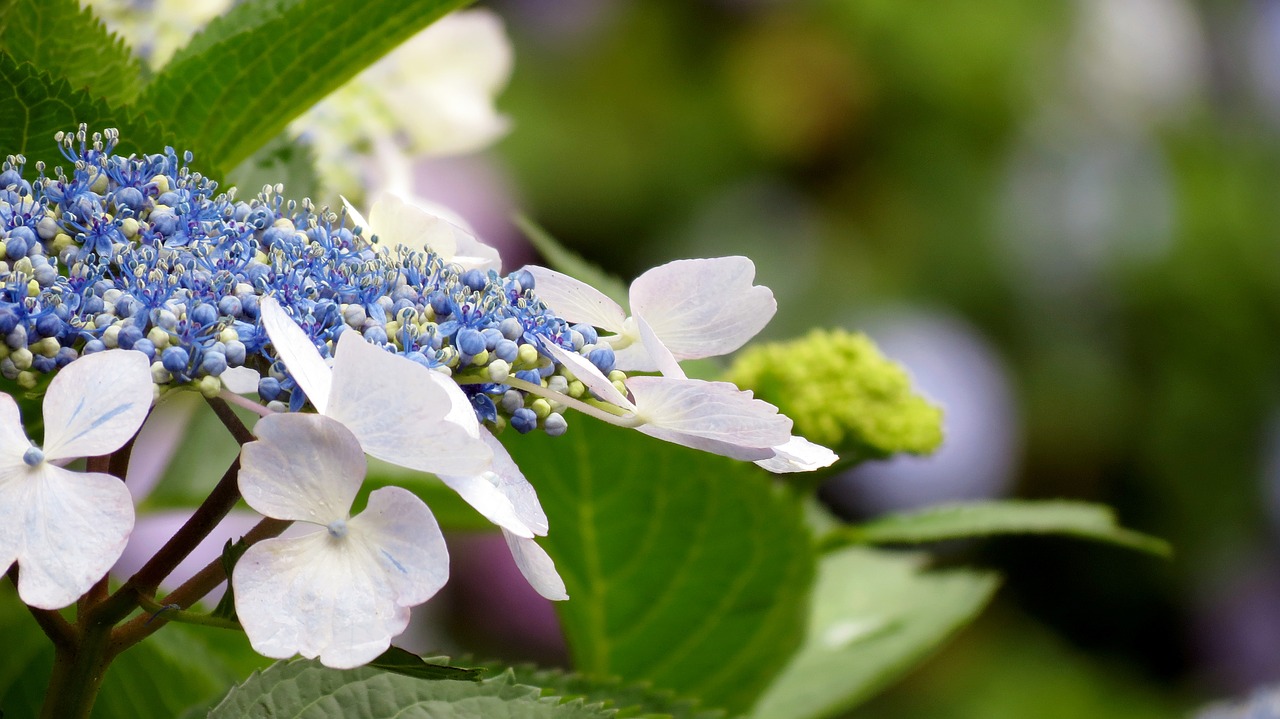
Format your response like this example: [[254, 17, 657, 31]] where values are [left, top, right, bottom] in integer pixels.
[[0, 349, 151, 608]]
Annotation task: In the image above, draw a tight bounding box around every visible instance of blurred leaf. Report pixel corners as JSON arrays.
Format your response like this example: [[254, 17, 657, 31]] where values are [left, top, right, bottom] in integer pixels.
[[516, 214, 630, 306], [506, 664, 725, 719], [0, 584, 268, 718], [0, 56, 172, 173], [0, 0, 145, 105], [139, 0, 473, 175], [209, 660, 612, 718], [226, 131, 321, 201], [368, 647, 483, 682], [503, 420, 815, 715], [828, 500, 1171, 557], [750, 547, 998, 719]]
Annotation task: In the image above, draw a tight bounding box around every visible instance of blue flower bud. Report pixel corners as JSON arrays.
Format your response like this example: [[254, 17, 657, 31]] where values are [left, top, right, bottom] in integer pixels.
[[117, 324, 143, 350], [461, 269, 487, 292], [82, 339, 106, 355], [363, 325, 388, 345], [190, 303, 218, 326], [161, 346, 189, 372], [499, 317, 522, 340], [257, 376, 282, 401], [573, 323, 598, 345], [54, 346, 77, 367], [515, 369, 542, 385], [112, 187, 145, 214], [131, 338, 156, 360], [544, 413, 568, 437], [218, 295, 242, 318], [510, 407, 538, 434], [31, 354, 56, 373], [202, 351, 227, 376], [512, 269, 535, 292], [224, 340, 247, 366], [588, 346, 616, 374], [457, 328, 485, 356], [494, 339, 519, 363], [34, 313, 63, 338]]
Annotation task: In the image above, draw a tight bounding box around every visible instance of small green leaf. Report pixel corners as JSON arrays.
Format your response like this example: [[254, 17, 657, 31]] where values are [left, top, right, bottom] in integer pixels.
[[140, 0, 474, 175], [211, 538, 250, 621], [515, 214, 631, 306], [209, 660, 613, 718], [0, 0, 146, 105], [828, 500, 1172, 556], [368, 647, 484, 682], [0, 56, 173, 173], [503, 420, 815, 715], [750, 547, 999, 719]]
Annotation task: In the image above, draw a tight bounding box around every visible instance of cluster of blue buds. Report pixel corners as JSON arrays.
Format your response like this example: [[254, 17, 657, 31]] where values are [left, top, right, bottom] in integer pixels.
[[0, 127, 626, 435]]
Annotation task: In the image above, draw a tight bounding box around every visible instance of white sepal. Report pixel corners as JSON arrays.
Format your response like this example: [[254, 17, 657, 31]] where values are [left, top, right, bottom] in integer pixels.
[[41, 349, 152, 461], [502, 529, 568, 601], [755, 436, 840, 474], [328, 331, 491, 477], [219, 366, 261, 395], [628, 256, 776, 361], [368, 192, 500, 271], [521, 266, 629, 335], [259, 297, 333, 414], [539, 339, 632, 409], [239, 413, 364, 525], [628, 377, 792, 461], [436, 429, 548, 539]]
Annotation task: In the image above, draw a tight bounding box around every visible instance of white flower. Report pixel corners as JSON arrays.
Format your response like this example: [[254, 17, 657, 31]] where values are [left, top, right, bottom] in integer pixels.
[[524, 257, 776, 372], [260, 297, 566, 600], [341, 192, 501, 271], [233, 413, 448, 668], [259, 296, 492, 478], [0, 350, 152, 609]]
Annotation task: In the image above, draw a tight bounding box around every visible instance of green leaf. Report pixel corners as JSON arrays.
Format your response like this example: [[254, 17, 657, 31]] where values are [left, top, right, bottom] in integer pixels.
[[502, 420, 815, 715], [140, 0, 474, 174], [226, 130, 321, 201], [368, 647, 484, 682], [515, 214, 631, 306], [827, 500, 1172, 556], [506, 664, 725, 719], [208, 660, 613, 718], [0, 56, 172, 174], [0, 0, 146, 105], [750, 547, 999, 719]]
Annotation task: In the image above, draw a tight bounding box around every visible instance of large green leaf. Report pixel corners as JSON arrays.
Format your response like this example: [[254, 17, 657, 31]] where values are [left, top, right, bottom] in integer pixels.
[[750, 547, 999, 719], [0, 0, 145, 104], [139, 0, 473, 174], [0, 56, 171, 173], [503, 421, 815, 715], [828, 500, 1171, 556], [209, 660, 612, 718], [507, 664, 725, 719]]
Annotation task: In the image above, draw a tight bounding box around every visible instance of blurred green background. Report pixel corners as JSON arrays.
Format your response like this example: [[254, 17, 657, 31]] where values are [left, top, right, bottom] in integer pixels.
[[444, 0, 1280, 715]]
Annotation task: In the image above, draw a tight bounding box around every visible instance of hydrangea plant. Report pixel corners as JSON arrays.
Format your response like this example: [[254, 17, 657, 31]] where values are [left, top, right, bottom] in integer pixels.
[[0, 1, 1170, 717]]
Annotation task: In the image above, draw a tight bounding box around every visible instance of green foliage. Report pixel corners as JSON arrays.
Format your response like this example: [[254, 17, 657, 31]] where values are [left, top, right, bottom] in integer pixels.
[[750, 547, 999, 719], [516, 214, 631, 305], [0, 55, 171, 172], [829, 500, 1172, 557], [208, 660, 613, 718], [503, 420, 814, 715], [368, 647, 484, 682], [725, 329, 943, 460], [507, 665, 725, 719], [138, 0, 474, 175], [0, 0, 145, 105], [226, 130, 322, 201]]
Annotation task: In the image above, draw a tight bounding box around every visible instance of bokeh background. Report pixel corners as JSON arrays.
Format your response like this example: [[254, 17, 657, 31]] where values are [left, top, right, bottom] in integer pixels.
[[397, 0, 1280, 716]]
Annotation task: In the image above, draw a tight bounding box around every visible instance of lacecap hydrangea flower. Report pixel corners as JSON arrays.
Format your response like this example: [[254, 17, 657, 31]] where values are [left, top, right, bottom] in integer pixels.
[[0, 127, 832, 667]]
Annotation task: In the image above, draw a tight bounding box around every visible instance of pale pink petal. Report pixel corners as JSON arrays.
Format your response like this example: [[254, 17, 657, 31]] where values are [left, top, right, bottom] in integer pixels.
[[539, 340, 632, 409], [328, 331, 491, 477], [629, 257, 776, 360], [436, 473, 534, 539], [239, 413, 364, 525], [482, 430, 548, 535], [437, 430, 547, 539], [628, 376, 792, 461], [522, 266, 628, 334], [0, 393, 31, 463], [260, 297, 333, 414], [634, 314, 686, 379], [4, 464, 134, 609], [754, 436, 840, 474], [502, 529, 568, 601], [347, 486, 450, 606], [41, 350, 152, 461]]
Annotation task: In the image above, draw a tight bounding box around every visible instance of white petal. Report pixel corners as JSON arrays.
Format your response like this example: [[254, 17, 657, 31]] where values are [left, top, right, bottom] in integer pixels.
[[260, 296, 333, 414], [503, 529, 568, 601], [233, 487, 448, 669], [628, 377, 792, 461], [219, 366, 261, 395], [41, 350, 152, 461], [327, 331, 492, 477], [634, 314, 686, 379], [754, 436, 840, 474], [609, 340, 659, 373], [539, 339, 632, 409], [341, 196, 371, 238], [436, 430, 548, 538], [0, 393, 32, 465], [629, 257, 776, 361], [239, 413, 364, 525], [522, 266, 628, 334], [1, 464, 134, 609]]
